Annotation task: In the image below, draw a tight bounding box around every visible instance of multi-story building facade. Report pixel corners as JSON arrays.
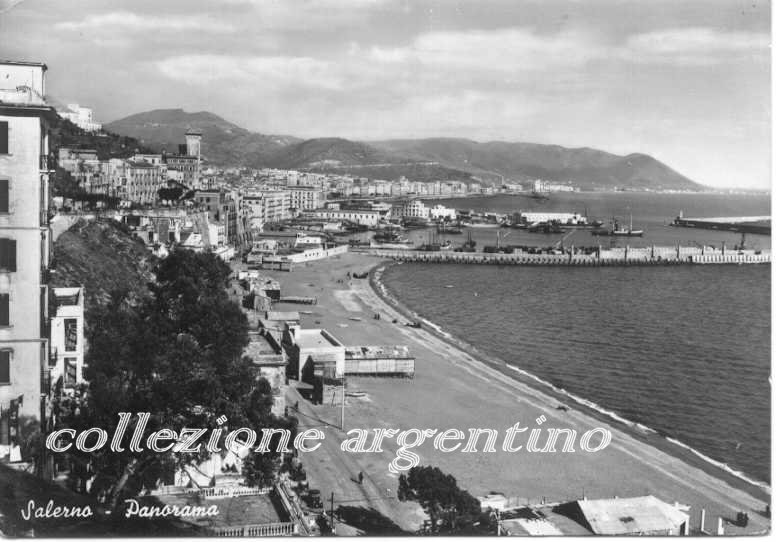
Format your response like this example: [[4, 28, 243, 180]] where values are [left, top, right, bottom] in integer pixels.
[[194, 189, 248, 248], [288, 187, 324, 214], [163, 129, 202, 187], [109, 160, 163, 206], [309, 209, 381, 227], [392, 199, 429, 220], [49, 287, 85, 389], [243, 190, 292, 232], [0, 61, 56, 450]]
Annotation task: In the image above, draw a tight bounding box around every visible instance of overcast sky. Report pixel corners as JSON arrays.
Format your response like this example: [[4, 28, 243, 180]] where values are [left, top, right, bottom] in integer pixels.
[[0, 0, 770, 188]]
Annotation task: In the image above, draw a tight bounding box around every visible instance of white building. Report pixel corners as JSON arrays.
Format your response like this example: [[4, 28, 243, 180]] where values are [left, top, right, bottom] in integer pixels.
[[243, 190, 292, 231], [0, 60, 56, 437], [288, 187, 324, 213], [429, 204, 457, 221], [310, 209, 381, 227], [58, 103, 101, 132], [393, 200, 429, 220], [517, 211, 587, 225], [49, 287, 85, 388]]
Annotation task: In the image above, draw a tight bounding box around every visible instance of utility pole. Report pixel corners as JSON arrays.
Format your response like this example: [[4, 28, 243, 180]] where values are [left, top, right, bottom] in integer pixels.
[[340, 376, 346, 430], [330, 492, 336, 533]]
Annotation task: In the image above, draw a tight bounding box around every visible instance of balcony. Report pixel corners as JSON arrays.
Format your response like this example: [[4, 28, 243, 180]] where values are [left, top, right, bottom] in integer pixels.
[[40, 154, 54, 172], [0, 86, 46, 107]]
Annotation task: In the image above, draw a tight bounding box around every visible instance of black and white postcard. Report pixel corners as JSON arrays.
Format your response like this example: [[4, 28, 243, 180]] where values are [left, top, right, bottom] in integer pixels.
[[0, 0, 770, 537]]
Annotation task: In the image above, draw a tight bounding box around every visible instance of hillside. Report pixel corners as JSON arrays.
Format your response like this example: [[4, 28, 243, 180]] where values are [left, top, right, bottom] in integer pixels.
[[50, 114, 154, 161], [104, 108, 299, 165], [104, 109, 704, 190], [50, 219, 158, 314], [369, 138, 702, 191]]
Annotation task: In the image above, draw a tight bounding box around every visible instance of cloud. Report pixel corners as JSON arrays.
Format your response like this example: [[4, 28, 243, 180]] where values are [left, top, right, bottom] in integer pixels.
[[55, 11, 235, 33], [368, 28, 604, 73], [221, 0, 389, 29], [0, 0, 24, 15], [154, 54, 346, 91], [622, 27, 770, 65]]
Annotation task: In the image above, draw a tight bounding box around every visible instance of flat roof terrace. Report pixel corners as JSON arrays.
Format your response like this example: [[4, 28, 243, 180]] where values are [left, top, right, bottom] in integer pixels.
[[294, 328, 343, 349]]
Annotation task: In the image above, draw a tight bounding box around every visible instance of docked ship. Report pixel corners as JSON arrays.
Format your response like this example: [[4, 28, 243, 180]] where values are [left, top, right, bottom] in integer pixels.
[[591, 215, 644, 237], [437, 222, 464, 234], [454, 231, 477, 252], [418, 231, 453, 251], [527, 220, 566, 234], [371, 227, 413, 249]]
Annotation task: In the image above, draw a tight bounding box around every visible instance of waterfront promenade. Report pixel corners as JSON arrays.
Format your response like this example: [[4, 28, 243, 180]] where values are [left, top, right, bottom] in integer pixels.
[[262, 252, 770, 535]]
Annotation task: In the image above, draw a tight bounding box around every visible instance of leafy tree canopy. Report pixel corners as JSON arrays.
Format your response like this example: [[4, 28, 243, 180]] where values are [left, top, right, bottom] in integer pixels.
[[50, 249, 294, 510], [398, 465, 482, 534]]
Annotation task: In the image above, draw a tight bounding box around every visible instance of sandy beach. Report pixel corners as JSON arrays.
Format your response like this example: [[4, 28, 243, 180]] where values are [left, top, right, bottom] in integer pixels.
[[262, 252, 769, 535]]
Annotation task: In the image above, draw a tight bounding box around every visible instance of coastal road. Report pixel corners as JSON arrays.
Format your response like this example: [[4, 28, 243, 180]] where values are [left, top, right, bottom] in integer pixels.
[[285, 384, 422, 534]]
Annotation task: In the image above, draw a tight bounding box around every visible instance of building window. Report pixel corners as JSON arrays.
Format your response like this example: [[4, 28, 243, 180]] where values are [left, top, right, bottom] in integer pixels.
[[0, 239, 16, 271], [0, 178, 8, 213], [64, 318, 78, 351], [0, 350, 10, 384], [0, 293, 7, 326], [0, 121, 7, 154], [64, 358, 77, 385]]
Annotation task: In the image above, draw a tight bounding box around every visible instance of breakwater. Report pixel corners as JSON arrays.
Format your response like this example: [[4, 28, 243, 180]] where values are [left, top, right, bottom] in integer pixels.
[[672, 215, 771, 236], [359, 246, 770, 265]]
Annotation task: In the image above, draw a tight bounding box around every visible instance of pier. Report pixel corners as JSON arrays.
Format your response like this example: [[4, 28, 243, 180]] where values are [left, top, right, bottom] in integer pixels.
[[671, 215, 771, 235], [358, 246, 770, 266]]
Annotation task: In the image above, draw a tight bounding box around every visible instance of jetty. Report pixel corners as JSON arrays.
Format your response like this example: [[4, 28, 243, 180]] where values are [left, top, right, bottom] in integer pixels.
[[359, 245, 770, 266], [671, 214, 771, 235]]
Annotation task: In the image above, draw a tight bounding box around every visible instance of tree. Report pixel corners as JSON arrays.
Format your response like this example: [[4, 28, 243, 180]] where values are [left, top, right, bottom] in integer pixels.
[[50, 249, 290, 511], [157, 187, 183, 203], [241, 379, 298, 488], [397, 466, 482, 534]]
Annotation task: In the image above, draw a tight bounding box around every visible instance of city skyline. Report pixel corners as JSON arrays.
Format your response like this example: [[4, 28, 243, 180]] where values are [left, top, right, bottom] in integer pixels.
[[0, 0, 770, 189]]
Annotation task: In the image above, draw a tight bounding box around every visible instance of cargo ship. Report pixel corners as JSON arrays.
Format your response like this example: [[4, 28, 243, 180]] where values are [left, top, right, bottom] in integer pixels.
[[591, 215, 643, 237]]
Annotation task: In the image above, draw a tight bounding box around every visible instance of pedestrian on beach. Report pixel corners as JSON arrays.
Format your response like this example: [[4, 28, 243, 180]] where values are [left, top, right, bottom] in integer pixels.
[[358, 471, 364, 484]]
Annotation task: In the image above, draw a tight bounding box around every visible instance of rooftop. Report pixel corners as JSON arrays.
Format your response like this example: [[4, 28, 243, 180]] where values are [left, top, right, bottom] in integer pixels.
[[574, 496, 689, 535], [0, 60, 47, 69], [265, 311, 300, 322], [294, 328, 342, 349]]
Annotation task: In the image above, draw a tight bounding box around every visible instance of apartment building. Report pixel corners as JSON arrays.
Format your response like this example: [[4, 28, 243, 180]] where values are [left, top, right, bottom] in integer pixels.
[[49, 287, 85, 388], [0, 61, 56, 448], [288, 186, 324, 213], [243, 190, 292, 231]]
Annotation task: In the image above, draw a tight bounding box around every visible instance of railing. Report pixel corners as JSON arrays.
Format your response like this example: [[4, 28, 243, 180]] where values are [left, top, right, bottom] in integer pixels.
[[151, 484, 271, 499], [197, 485, 271, 499], [210, 521, 296, 537], [40, 154, 53, 172], [275, 480, 311, 536]]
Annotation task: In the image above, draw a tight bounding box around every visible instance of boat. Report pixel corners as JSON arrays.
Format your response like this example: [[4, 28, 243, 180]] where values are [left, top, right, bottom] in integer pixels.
[[454, 230, 477, 252], [437, 222, 463, 234], [591, 214, 644, 237], [418, 231, 453, 251], [527, 220, 566, 234], [373, 227, 410, 244]]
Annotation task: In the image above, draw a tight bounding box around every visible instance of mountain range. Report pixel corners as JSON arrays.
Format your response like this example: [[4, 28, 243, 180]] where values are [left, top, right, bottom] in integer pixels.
[[104, 109, 704, 191]]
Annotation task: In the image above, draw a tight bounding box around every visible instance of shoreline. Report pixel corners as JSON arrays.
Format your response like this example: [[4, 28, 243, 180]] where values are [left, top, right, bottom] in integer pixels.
[[366, 258, 771, 503]]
